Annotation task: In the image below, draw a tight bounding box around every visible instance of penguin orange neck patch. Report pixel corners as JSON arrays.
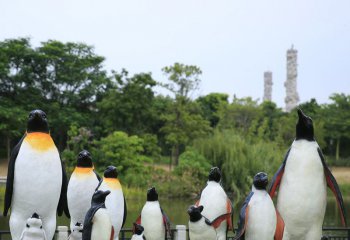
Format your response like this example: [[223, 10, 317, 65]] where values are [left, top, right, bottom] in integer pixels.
[[104, 178, 122, 190], [74, 167, 94, 174], [24, 132, 55, 152]]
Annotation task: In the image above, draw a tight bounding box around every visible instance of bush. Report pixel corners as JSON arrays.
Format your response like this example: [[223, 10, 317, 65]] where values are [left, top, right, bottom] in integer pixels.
[[193, 129, 284, 201], [93, 131, 153, 188]]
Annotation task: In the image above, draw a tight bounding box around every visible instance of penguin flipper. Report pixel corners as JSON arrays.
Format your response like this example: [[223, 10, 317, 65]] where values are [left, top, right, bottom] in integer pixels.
[[161, 207, 171, 239], [226, 198, 234, 231], [57, 155, 70, 218], [122, 195, 127, 228], [3, 134, 25, 216], [233, 192, 254, 240], [318, 148, 347, 226], [83, 205, 102, 240], [268, 148, 291, 198], [274, 209, 284, 240], [93, 170, 101, 181], [206, 212, 232, 229]]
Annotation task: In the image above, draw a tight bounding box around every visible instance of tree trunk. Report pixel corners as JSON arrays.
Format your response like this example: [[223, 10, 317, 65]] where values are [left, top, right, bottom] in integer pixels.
[[173, 144, 180, 166], [336, 138, 340, 161]]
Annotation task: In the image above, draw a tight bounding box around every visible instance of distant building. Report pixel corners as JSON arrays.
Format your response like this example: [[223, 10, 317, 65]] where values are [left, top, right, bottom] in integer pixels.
[[263, 71, 273, 101], [284, 45, 300, 112]]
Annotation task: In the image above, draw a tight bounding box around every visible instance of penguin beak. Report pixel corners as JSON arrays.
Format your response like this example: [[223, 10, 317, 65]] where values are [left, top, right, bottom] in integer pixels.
[[297, 109, 306, 121], [31, 213, 40, 219]]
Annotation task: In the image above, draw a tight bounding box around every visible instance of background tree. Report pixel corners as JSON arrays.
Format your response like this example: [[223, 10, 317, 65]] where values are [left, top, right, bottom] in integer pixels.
[[160, 63, 210, 166]]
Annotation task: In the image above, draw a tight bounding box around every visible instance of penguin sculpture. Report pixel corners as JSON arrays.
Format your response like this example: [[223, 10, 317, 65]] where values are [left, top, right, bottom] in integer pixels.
[[269, 109, 347, 240], [68, 150, 100, 232], [195, 167, 233, 240], [82, 190, 114, 240], [131, 223, 146, 240], [68, 222, 83, 240], [188, 205, 232, 240], [19, 213, 47, 240], [96, 166, 127, 240], [234, 172, 284, 240], [4, 109, 69, 240], [135, 187, 171, 240]]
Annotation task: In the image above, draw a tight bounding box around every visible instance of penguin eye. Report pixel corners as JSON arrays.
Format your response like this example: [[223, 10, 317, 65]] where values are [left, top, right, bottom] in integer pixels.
[[26, 224, 30, 228], [29, 114, 33, 118], [42, 114, 47, 119], [40, 226, 42, 229]]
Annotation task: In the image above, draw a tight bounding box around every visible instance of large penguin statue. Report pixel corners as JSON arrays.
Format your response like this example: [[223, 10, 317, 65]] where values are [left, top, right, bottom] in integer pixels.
[[188, 205, 232, 240], [269, 109, 347, 240], [135, 187, 171, 240], [96, 166, 127, 240], [234, 172, 284, 240], [82, 190, 114, 240], [131, 223, 146, 240], [68, 150, 100, 232], [195, 167, 233, 240], [20, 213, 47, 240], [3, 109, 69, 240]]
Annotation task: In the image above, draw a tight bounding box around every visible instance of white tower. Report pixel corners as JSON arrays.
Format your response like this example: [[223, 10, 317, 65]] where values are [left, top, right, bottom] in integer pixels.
[[284, 45, 299, 112], [263, 71, 273, 101]]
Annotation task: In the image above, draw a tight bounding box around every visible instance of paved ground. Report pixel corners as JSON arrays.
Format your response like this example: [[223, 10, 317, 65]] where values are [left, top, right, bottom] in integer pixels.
[[332, 167, 350, 184]]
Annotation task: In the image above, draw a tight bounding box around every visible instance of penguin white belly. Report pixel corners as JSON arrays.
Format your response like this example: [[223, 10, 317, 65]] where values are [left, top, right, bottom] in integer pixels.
[[130, 234, 145, 240], [277, 140, 327, 239], [20, 229, 47, 240], [99, 181, 124, 240], [141, 202, 165, 240], [11, 138, 61, 240], [188, 219, 217, 240], [245, 192, 276, 240], [67, 170, 99, 230], [91, 208, 112, 240], [199, 182, 228, 239]]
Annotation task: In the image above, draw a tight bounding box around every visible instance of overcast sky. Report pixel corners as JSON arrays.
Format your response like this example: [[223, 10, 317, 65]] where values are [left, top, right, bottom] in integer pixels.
[[1, 0, 349, 108]]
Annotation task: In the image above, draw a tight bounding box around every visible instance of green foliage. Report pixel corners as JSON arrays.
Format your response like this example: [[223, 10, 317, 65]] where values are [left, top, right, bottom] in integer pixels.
[[97, 70, 158, 135], [193, 129, 284, 200], [174, 149, 211, 193], [197, 93, 229, 128], [62, 125, 93, 170], [93, 131, 153, 187]]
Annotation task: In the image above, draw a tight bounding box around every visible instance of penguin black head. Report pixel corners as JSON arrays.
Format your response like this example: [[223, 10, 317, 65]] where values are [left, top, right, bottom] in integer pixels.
[[147, 187, 158, 201], [104, 166, 118, 178], [208, 167, 221, 183], [133, 222, 144, 235], [91, 190, 110, 205], [187, 205, 204, 222], [27, 109, 49, 133], [77, 150, 93, 168], [74, 222, 83, 233], [26, 213, 43, 229], [253, 172, 268, 190], [296, 109, 314, 141]]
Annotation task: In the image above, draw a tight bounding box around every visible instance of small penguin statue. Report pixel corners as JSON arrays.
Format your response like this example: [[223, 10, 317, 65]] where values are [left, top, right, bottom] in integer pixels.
[[188, 205, 230, 240], [20, 213, 47, 240], [68, 150, 100, 232], [135, 187, 171, 240], [195, 167, 233, 240], [82, 190, 114, 240], [96, 166, 127, 240], [234, 172, 284, 240], [68, 222, 83, 240], [131, 223, 146, 240]]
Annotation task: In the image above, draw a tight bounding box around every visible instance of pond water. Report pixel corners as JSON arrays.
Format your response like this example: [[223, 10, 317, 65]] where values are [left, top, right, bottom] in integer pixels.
[[0, 196, 348, 231]]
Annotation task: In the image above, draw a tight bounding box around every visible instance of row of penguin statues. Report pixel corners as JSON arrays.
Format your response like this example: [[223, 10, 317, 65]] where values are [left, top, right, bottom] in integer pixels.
[[2, 108, 348, 240]]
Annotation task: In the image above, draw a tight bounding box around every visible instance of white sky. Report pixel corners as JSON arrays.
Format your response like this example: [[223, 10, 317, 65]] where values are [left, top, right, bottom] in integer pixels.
[[1, 0, 350, 107]]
